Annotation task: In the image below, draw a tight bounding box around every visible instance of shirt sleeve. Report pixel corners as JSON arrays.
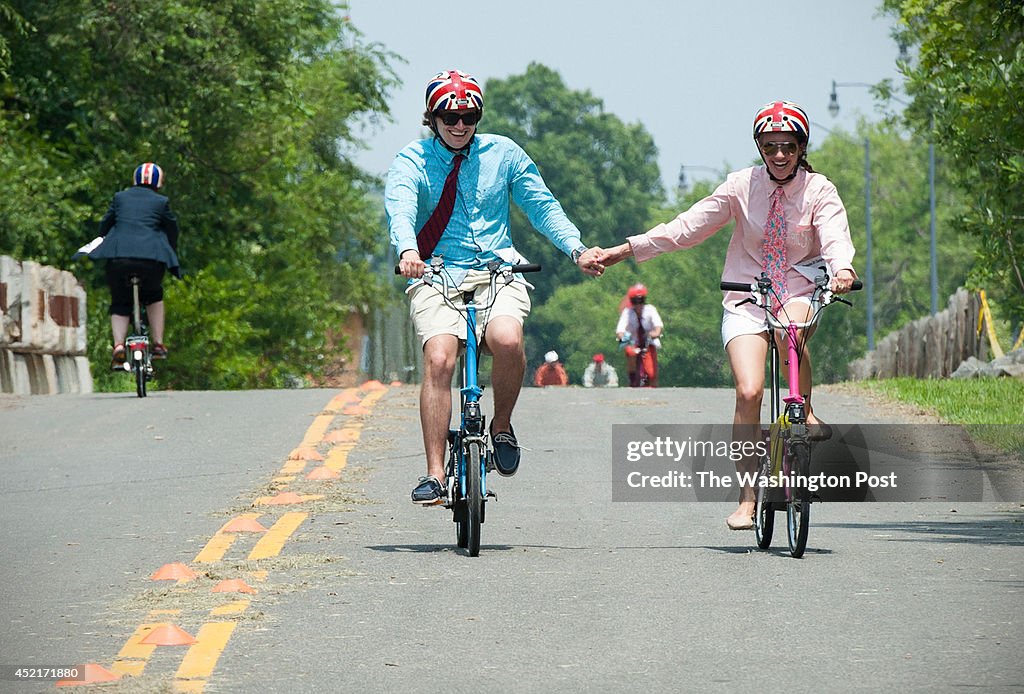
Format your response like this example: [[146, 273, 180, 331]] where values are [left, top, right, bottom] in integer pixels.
[[509, 145, 583, 257], [627, 178, 736, 262], [161, 202, 180, 252], [606, 366, 619, 387], [99, 197, 117, 236], [384, 150, 425, 258], [814, 179, 858, 277], [647, 305, 664, 330], [615, 308, 629, 335]]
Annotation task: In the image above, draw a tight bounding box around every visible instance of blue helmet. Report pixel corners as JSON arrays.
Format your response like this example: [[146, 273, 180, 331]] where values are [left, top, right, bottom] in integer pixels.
[[133, 163, 164, 189]]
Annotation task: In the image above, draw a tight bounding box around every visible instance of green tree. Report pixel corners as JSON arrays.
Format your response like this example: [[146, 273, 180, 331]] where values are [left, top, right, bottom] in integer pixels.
[[883, 0, 1024, 323], [1, 1, 397, 389]]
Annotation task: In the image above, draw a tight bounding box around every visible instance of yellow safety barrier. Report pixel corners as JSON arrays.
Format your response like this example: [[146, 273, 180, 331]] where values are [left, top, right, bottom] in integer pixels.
[[977, 290, 1024, 359]]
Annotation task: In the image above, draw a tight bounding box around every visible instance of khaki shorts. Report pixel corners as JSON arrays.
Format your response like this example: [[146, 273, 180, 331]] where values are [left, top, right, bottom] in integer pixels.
[[408, 270, 532, 346]]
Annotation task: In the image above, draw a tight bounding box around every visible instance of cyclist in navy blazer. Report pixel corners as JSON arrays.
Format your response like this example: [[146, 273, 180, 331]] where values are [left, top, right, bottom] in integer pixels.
[[89, 163, 180, 368]]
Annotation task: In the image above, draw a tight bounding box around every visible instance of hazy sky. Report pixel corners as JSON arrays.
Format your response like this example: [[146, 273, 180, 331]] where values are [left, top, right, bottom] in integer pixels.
[[346, 0, 904, 195]]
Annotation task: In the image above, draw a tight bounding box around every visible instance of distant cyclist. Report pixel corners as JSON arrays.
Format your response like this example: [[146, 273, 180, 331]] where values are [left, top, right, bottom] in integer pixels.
[[597, 101, 857, 530], [533, 350, 569, 387], [386, 69, 605, 505], [88, 163, 180, 369], [616, 283, 663, 387], [583, 353, 618, 388]]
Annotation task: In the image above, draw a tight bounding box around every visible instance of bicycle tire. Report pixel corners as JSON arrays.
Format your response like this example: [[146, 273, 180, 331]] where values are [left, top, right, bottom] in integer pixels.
[[134, 355, 147, 398], [464, 440, 483, 557], [786, 438, 811, 558], [754, 453, 774, 549]]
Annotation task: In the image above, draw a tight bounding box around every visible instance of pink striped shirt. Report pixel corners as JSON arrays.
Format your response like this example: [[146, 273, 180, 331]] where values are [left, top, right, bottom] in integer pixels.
[[628, 166, 857, 321]]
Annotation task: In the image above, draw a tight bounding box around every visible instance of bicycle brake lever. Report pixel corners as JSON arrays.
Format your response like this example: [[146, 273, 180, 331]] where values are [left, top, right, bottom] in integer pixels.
[[735, 297, 756, 307], [834, 296, 853, 307]]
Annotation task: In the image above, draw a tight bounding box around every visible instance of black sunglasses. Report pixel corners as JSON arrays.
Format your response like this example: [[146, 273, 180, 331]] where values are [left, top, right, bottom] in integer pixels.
[[760, 141, 800, 156], [437, 110, 481, 126]]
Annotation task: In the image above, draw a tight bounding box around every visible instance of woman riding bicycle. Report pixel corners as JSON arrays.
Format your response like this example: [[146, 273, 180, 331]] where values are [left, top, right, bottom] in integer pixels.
[[386, 69, 603, 505], [597, 100, 858, 530], [615, 283, 663, 387], [88, 163, 180, 369]]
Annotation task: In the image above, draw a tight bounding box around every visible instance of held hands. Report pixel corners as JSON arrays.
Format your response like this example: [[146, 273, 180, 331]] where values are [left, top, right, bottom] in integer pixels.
[[592, 242, 633, 268], [576, 247, 607, 277]]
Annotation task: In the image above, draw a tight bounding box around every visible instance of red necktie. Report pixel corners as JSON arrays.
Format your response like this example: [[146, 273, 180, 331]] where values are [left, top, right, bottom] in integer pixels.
[[761, 187, 789, 313], [417, 154, 465, 259]]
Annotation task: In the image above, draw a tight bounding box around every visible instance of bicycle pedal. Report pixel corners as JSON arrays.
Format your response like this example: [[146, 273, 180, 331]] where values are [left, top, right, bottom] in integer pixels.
[[486, 490, 498, 501]]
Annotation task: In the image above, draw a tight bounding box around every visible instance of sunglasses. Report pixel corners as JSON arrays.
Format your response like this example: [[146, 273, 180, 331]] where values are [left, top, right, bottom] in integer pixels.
[[760, 141, 800, 156], [630, 296, 646, 304], [437, 110, 481, 126]]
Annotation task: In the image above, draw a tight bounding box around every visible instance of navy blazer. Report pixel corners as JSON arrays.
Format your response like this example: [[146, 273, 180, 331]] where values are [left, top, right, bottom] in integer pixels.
[[90, 186, 181, 277]]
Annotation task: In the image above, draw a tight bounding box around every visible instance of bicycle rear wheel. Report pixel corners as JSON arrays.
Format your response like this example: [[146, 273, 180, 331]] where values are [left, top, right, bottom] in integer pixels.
[[786, 439, 811, 558], [134, 355, 147, 398], [754, 453, 774, 549], [463, 441, 483, 556]]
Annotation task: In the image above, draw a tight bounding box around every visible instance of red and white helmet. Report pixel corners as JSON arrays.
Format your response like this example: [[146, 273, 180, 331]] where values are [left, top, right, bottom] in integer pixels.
[[752, 101, 810, 142], [133, 162, 164, 189], [627, 283, 648, 300], [425, 70, 484, 113]]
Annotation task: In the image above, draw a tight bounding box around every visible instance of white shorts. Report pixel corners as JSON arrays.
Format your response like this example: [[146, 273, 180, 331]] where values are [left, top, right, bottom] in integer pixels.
[[408, 270, 532, 346], [720, 297, 813, 348]]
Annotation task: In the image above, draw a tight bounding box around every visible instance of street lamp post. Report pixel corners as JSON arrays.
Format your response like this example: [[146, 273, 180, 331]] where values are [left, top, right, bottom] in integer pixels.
[[830, 80, 939, 317], [677, 164, 722, 198], [828, 82, 875, 350]]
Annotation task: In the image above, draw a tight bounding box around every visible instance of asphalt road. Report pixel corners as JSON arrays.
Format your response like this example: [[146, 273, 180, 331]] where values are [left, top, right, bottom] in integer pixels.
[[1, 385, 1021, 693]]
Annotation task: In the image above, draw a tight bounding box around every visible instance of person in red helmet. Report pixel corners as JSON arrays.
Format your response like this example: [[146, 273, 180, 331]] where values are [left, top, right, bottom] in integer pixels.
[[616, 283, 663, 387], [597, 100, 857, 530], [583, 352, 618, 388]]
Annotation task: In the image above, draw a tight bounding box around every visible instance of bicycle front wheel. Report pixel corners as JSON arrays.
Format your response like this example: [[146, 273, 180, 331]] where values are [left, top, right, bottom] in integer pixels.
[[754, 453, 774, 549], [464, 440, 483, 557], [786, 439, 811, 558]]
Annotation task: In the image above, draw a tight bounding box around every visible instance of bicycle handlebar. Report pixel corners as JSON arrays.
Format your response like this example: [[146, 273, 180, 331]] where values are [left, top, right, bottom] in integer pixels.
[[394, 262, 542, 275], [719, 279, 862, 292]]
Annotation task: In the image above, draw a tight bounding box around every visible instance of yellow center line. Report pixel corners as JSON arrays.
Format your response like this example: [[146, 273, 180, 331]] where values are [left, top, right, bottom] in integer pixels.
[[248, 512, 308, 560], [174, 621, 237, 681], [324, 445, 352, 472], [300, 414, 334, 447], [77, 385, 390, 688], [210, 600, 250, 617]]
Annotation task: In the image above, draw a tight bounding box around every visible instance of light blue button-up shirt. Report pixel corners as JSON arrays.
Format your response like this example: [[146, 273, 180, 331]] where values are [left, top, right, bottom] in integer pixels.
[[385, 134, 584, 285]]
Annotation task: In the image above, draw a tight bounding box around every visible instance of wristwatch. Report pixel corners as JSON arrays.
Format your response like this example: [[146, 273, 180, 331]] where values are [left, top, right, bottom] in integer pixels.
[[570, 245, 588, 264]]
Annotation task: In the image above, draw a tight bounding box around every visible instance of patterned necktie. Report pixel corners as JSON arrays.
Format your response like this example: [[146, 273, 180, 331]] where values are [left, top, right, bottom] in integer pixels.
[[417, 154, 465, 259], [761, 187, 789, 312]]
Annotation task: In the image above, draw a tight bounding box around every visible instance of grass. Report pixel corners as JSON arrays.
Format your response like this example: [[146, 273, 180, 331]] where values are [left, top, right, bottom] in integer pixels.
[[854, 377, 1024, 454]]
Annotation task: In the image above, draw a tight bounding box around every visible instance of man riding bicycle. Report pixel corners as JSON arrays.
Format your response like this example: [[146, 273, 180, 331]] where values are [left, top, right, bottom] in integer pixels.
[[386, 69, 604, 505]]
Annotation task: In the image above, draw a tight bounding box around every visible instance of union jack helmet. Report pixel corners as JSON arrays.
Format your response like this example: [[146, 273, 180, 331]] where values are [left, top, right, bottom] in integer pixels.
[[425, 70, 484, 113], [752, 101, 810, 142], [133, 162, 164, 189]]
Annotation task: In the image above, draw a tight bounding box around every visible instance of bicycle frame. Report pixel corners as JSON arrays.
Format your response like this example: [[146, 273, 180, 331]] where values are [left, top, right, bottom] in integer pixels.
[[398, 257, 541, 556], [722, 271, 861, 557], [125, 275, 153, 398]]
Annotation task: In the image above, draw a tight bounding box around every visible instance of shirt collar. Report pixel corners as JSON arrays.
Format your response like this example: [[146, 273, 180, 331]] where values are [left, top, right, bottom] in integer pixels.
[[764, 166, 806, 199], [430, 136, 474, 163]]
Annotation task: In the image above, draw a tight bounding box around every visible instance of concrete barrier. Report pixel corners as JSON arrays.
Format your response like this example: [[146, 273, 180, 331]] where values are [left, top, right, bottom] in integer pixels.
[[0, 255, 92, 394]]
